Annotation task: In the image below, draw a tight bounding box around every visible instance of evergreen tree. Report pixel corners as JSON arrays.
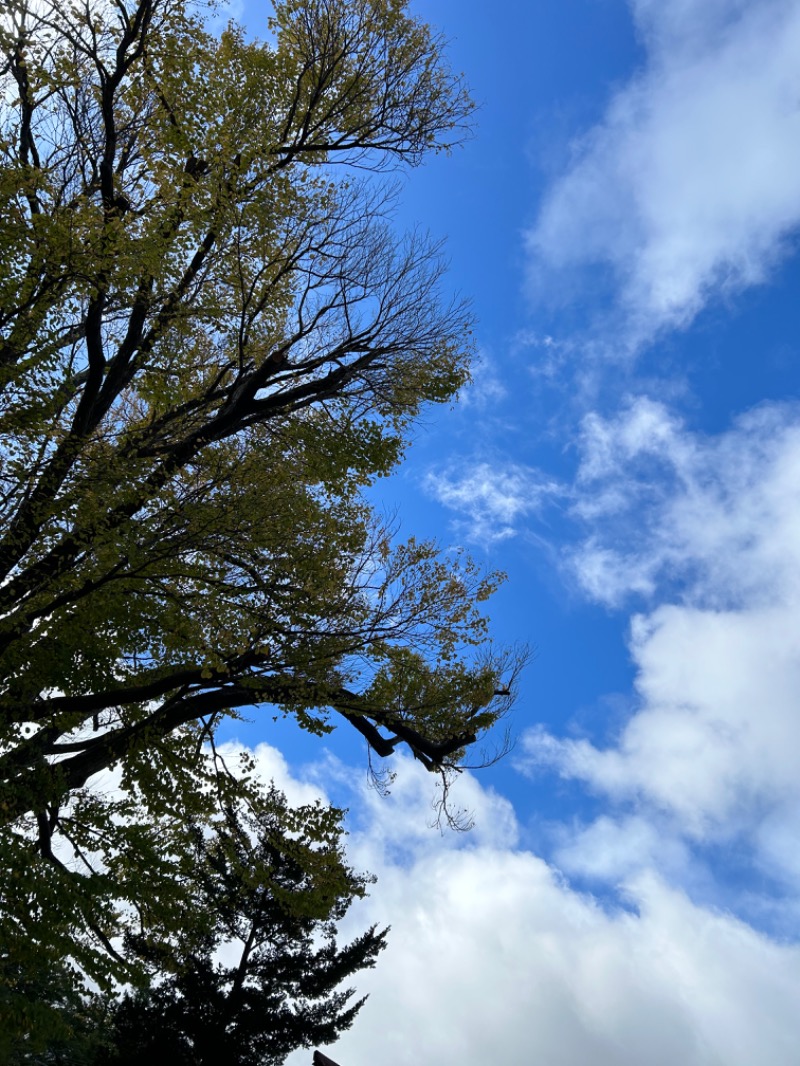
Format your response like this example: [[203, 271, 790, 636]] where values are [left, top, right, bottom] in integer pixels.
[[104, 786, 387, 1066]]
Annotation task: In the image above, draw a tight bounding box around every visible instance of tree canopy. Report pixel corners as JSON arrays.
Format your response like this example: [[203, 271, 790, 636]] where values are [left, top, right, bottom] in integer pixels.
[[0, 0, 524, 1012], [5, 780, 387, 1063]]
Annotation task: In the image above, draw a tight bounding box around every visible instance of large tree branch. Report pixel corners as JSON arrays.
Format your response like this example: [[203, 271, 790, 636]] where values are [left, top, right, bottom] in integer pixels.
[[0, 672, 479, 823]]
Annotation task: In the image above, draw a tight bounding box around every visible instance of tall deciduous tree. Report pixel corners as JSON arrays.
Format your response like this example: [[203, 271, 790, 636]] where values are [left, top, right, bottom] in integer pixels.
[[0, 0, 524, 999]]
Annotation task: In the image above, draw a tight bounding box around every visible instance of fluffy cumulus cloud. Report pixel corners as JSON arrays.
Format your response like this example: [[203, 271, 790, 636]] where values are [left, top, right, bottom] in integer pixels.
[[218, 738, 331, 809], [262, 752, 800, 1066], [528, 0, 800, 348], [236, 398, 800, 1065], [523, 399, 800, 901]]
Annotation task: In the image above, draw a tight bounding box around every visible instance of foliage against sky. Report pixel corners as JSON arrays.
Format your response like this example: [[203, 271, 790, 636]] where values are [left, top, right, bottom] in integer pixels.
[[0, 0, 521, 1031], [239, 0, 800, 1062], [6, 0, 800, 1061]]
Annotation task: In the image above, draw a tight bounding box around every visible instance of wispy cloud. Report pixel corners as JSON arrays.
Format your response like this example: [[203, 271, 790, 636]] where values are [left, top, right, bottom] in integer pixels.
[[423, 459, 562, 546], [521, 400, 800, 906], [457, 350, 508, 409], [568, 397, 800, 608], [528, 0, 800, 351]]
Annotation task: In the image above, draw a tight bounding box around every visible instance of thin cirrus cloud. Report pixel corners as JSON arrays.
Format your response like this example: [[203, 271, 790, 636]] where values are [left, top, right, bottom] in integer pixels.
[[522, 399, 800, 898], [423, 460, 561, 546], [528, 0, 800, 350]]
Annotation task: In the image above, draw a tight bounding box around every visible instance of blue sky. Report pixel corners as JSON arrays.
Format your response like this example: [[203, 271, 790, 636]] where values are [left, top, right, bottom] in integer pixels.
[[222, 1, 800, 1062]]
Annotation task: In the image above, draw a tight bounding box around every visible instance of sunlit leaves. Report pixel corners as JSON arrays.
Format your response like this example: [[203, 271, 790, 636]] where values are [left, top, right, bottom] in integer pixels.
[[0, 0, 523, 1022]]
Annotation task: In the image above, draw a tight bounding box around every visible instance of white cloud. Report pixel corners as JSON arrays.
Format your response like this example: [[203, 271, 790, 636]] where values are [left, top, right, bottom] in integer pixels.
[[553, 813, 693, 885], [276, 754, 800, 1066], [65, 736, 800, 1065], [568, 397, 800, 609], [521, 400, 800, 897], [424, 460, 561, 545], [527, 601, 800, 843], [528, 0, 800, 349], [230, 393, 800, 1066], [216, 738, 330, 809], [457, 350, 508, 409]]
